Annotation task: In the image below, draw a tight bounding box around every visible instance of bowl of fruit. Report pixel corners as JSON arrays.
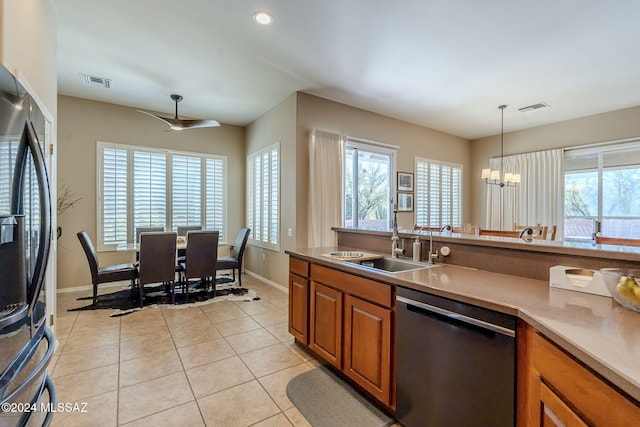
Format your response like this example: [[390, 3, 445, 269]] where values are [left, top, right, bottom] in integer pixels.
[[600, 268, 640, 312]]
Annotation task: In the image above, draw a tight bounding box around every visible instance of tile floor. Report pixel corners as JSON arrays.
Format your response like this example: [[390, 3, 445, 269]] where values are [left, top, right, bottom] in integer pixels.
[[50, 274, 321, 426]]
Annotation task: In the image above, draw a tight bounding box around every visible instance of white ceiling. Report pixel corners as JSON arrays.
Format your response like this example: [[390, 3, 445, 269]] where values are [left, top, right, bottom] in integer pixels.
[[56, 0, 640, 140]]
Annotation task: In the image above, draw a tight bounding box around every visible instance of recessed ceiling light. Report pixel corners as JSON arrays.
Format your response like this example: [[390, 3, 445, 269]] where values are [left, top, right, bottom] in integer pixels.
[[253, 11, 273, 25]]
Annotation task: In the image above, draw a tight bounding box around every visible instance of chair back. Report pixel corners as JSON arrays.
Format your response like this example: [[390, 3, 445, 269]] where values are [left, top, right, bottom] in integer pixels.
[[77, 231, 99, 284], [479, 228, 531, 239], [231, 227, 251, 260], [136, 226, 165, 243], [138, 232, 177, 285], [514, 224, 548, 240], [594, 235, 640, 247], [184, 231, 219, 279], [177, 225, 202, 238]]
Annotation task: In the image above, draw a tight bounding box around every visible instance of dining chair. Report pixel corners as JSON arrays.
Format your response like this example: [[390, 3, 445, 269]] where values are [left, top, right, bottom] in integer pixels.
[[177, 225, 202, 237], [137, 231, 178, 306], [77, 231, 137, 304], [478, 228, 533, 239], [177, 231, 219, 298], [135, 226, 165, 262], [514, 224, 548, 240], [135, 226, 165, 242], [217, 227, 250, 286], [594, 235, 640, 247]]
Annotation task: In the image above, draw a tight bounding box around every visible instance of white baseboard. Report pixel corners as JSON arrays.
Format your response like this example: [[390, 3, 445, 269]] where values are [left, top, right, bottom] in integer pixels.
[[57, 272, 288, 294], [56, 281, 130, 294], [245, 270, 288, 293]]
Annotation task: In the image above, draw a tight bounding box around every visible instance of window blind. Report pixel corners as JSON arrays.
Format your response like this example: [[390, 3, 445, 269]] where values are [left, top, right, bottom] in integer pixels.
[[97, 142, 227, 248], [172, 155, 201, 230], [247, 143, 279, 249], [415, 158, 462, 228], [102, 147, 128, 244]]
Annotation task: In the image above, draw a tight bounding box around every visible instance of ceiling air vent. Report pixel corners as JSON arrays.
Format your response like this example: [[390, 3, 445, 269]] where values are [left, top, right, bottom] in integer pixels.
[[79, 73, 111, 89], [518, 102, 549, 113]]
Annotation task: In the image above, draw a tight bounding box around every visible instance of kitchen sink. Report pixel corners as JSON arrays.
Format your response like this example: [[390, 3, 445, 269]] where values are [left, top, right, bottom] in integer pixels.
[[350, 257, 440, 274]]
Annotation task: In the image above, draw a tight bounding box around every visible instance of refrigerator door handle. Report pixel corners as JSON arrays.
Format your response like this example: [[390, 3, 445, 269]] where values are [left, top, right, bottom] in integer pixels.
[[11, 121, 52, 319]]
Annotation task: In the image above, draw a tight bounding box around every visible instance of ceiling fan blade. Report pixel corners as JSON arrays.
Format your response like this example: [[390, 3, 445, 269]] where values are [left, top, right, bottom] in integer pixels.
[[173, 119, 221, 129], [137, 110, 220, 130]]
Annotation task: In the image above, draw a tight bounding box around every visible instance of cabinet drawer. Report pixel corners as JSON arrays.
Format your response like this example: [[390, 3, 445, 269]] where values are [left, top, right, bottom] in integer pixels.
[[310, 264, 392, 308], [531, 331, 640, 426], [290, 257, 310, 278]]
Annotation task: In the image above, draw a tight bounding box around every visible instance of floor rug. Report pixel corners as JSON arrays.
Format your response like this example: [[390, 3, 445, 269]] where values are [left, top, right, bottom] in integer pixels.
[[286, 365, 395, 427], [68, 279, 260, 317]]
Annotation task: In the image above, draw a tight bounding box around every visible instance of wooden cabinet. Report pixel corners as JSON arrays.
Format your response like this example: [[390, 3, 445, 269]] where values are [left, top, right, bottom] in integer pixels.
[[343, 294, 391, 404], [519, 323, 640, 427], [288, 258, 309, 344], [288, 273, 308, 343], [288, 257, 394, 408], [309, 281, 342, 367]]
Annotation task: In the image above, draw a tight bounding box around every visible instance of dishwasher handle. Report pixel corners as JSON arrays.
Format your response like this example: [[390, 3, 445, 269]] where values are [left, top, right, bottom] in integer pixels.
[[397, 296, 515, 338]]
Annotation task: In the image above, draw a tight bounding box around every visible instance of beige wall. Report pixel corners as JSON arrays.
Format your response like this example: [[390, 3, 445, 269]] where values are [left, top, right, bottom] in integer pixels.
[[0, 0, 57, 115], [470, 105, 640, 226], [57, 95, 245, 289], [296, 93, 472, 232], [244, 94, 297, 287]]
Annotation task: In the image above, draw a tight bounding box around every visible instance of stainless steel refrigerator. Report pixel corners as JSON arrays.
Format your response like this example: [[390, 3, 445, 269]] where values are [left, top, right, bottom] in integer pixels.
[[0, 63, 56, 426]]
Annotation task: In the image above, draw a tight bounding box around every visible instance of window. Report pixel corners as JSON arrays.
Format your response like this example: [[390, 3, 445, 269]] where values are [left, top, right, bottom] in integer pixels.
[[247, 143, 279, 250], [415, 157, 462, 228], [343, 141, 394, 228], [564, 142, 640, 241], [97, 142, 226, 249]]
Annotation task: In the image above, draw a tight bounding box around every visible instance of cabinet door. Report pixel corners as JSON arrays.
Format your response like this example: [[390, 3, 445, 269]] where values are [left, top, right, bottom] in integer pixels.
[[288, 274, 308, 344], [309, 281, 342, 368], [343, 294, 391, 405], [538, 382, 588, 427]]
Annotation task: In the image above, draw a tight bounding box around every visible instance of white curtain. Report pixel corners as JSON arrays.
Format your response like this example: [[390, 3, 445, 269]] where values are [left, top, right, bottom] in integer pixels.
[[308, 130, 345, 247], [486, 148, 563, 237]]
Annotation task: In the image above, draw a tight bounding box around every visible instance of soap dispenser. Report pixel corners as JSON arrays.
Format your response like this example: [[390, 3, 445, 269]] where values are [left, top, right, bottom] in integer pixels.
[[412, 237, 421, 262]]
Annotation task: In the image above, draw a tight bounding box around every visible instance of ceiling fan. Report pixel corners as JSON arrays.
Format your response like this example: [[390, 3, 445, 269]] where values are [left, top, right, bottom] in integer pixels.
[[137, 94, 220, 130]]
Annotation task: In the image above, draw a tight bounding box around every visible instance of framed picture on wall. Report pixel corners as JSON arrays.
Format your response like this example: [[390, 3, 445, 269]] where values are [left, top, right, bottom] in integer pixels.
[[397, 172, 414, 192], [397, 192, 414, 212]]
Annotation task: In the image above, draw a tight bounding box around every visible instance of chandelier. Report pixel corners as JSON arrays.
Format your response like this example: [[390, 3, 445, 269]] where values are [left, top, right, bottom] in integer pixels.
[[481, 105, 520, 187]]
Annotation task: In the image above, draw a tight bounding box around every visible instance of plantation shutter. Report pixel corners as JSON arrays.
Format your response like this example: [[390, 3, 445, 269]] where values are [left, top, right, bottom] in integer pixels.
[[205, 158, 225, 240], [102, 147, 128, 244], [133, 151, 166, 236], [172, 155, 201, 230], [415, 158, 462, 228]]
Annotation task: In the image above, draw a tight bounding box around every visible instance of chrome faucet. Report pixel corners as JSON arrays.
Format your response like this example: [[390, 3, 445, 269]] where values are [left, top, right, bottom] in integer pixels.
[[427, 230, 437, 264], [391, 207, 404, 258]]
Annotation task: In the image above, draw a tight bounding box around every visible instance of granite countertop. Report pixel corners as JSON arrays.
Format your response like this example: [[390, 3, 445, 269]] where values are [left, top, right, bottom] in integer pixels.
[[332, 226, 640, 262], [286, 246, 640, 402]]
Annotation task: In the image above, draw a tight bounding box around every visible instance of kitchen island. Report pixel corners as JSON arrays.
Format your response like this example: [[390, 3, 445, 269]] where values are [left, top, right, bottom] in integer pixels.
[[287, 246, 640, 426]]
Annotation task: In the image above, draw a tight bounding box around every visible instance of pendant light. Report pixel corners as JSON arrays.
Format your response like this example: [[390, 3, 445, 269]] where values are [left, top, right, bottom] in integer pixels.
[[138, 94, 220, 131], [481, 105, 520, 187]]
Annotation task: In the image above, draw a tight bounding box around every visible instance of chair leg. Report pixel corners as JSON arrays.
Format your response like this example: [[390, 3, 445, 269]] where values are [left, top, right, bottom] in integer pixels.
[[138, 280, 144, 308], [93, 283, 98, 305], [237, 268, 242, 287]]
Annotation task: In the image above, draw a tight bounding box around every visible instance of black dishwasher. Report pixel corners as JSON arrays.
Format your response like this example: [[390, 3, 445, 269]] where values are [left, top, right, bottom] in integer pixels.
[[396, 286, 516, 427]]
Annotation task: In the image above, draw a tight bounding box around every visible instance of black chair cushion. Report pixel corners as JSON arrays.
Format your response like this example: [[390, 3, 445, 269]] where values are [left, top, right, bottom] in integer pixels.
[[97, 263, 137, 284], [216, 256, 237, 270]]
